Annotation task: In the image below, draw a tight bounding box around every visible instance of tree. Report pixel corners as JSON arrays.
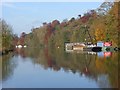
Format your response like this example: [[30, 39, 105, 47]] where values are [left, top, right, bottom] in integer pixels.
[[19, 32, 26, 45], [78, 14, 81, 18], [1, 19, 13, 50]]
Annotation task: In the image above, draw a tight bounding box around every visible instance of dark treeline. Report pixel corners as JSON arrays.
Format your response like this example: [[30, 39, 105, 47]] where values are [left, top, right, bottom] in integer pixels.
[[24, 2, 119, 49]]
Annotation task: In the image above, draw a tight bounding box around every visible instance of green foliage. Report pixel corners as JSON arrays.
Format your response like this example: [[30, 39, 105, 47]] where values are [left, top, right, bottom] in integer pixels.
[[0, 19, 13, 51], [0, 20, 2, 49], [94, 2, 118, 46], [24, 27, 46, 47], [24, 2, 118, 48]]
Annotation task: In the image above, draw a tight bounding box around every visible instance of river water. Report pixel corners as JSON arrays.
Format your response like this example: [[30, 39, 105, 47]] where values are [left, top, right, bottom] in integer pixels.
[[0, 48, 118, 88]]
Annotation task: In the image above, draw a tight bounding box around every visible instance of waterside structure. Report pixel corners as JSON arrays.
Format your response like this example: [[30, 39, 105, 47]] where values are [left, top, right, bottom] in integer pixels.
[[65, 41, 119, 53], [65, 42, 96, 52]]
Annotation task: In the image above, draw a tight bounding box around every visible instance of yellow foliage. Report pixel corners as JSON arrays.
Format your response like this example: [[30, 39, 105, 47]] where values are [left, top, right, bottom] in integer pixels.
[[95, 59, 106, 73], [95, 28, 105, 41]]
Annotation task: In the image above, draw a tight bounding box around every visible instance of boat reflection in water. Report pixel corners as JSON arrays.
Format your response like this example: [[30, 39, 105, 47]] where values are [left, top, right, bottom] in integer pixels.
[[0, 56, 2, 89], [1, 47, 118, 88], [97, 52, 112, 58]]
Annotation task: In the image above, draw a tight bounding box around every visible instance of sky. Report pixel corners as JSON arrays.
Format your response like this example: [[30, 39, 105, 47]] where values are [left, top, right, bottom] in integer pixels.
[[1, 2, 103, 36]]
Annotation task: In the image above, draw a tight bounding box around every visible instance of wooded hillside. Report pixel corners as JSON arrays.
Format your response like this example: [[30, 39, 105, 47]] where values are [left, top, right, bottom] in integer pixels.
[[23, 2, 119, 48]]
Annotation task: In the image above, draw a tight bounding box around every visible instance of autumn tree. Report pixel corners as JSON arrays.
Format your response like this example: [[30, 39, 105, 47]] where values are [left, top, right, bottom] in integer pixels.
[[1, 20, 13, 51]]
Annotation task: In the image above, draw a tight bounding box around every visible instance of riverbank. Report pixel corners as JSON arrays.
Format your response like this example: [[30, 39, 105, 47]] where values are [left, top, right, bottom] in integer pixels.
[[0, 49, 14, 56]]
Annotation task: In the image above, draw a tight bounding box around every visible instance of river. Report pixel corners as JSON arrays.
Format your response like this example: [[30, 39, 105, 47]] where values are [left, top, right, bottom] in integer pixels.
[[0, 47, 118, 88]]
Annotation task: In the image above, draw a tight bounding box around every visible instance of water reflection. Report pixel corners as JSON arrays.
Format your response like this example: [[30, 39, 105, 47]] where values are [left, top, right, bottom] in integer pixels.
[[97, 52, 112, 58], [2, 53, 17, 82], [1, 47, 118, 88], [0, 56, 2, 89]]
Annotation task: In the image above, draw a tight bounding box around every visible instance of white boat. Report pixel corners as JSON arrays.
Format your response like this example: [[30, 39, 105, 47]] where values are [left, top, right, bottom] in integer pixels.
[[16, 45, 23, 48]]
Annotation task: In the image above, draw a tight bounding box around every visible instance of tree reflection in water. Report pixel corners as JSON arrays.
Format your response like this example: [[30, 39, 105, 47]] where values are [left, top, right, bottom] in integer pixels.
[[96, 52, 118, 88], [2, 53, 17, 82], [0, 56, 2, 84], [2, 47, 118, 88]]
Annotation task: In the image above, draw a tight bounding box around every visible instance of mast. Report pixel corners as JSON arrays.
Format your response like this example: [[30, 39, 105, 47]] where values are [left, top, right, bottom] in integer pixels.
[[84, 25, 93, 44]]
